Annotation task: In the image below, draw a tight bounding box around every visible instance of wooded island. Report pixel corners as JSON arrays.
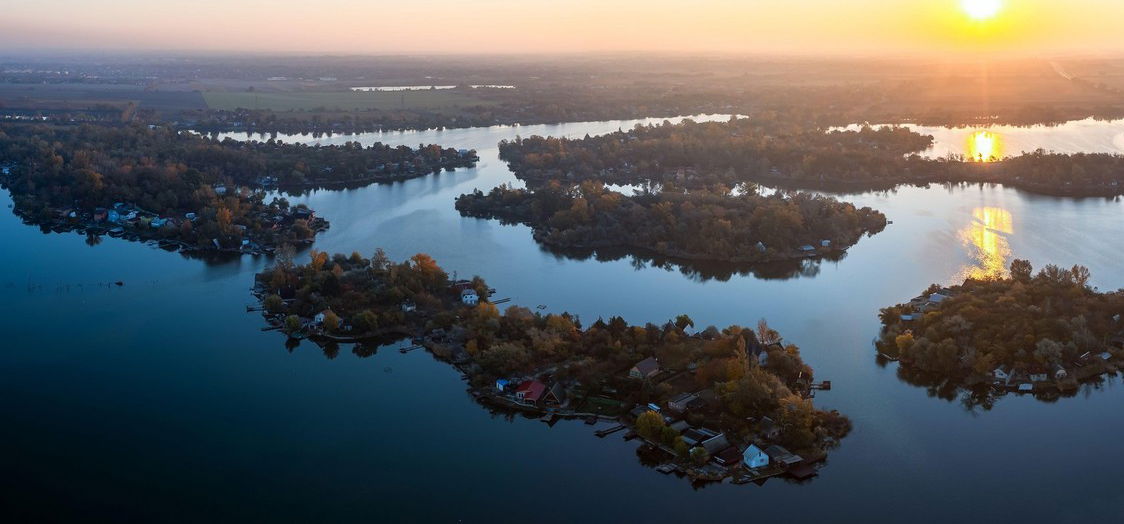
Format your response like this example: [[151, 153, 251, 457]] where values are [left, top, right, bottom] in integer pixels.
[[876, 260, 1124, 402]]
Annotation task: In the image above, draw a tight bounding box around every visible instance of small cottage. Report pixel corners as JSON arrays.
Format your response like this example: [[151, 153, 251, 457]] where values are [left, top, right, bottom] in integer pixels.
[[514, 380, 547, 405], [629, 357, 660, 379], [461, 288, 479, 305], [743, 444, 770, 469]]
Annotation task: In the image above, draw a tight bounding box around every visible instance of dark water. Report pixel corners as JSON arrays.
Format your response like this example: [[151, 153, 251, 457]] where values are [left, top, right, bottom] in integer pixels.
[[4, 116, 1124, 522]]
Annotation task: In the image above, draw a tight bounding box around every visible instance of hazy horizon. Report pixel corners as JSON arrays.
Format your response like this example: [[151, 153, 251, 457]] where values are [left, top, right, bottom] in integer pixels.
[[5, 0, 1124, 58]]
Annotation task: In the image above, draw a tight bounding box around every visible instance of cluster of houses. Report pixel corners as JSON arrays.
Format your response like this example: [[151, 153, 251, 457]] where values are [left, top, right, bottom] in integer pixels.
[[899, 289, 955, 322], [628, 377, 816, 480], [992, 348, 1119, 393]]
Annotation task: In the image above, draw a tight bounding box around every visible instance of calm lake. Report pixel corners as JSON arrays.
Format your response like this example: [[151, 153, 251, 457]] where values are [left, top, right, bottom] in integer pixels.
[[3, 116, 1124, 522]]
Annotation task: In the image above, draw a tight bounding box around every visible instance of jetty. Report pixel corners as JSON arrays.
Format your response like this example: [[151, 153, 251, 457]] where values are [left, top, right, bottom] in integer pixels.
[[594, 425, 627, 438]]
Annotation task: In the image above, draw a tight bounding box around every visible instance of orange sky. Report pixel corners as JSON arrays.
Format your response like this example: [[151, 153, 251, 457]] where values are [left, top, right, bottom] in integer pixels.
[[2, 0, 1123, 56]]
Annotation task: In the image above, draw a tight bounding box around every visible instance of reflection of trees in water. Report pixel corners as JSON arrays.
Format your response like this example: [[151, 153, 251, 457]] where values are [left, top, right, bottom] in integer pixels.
[[544, 245, 846, 282], [890, 361, 1112, 413]]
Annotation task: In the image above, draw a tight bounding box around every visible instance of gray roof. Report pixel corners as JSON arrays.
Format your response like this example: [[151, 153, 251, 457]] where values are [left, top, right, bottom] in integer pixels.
[[632, 357, 659, 376], [701, 434, 730, 454]]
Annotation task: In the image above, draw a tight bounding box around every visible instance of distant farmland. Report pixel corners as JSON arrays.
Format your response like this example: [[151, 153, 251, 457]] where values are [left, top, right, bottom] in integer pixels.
[[0, 84, 206, 115], [202, 89, 494, 111]]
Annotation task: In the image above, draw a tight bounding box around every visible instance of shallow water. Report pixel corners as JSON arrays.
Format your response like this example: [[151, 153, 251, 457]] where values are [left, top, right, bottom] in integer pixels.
[[4, 116, 1124, 521]]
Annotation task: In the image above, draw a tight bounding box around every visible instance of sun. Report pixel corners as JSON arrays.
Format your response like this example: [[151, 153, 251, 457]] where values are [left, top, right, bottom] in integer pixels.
[[961, 0, 1003, 21]]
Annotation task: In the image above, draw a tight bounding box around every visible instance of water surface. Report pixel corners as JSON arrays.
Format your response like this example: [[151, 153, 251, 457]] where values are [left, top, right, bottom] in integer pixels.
[[4, 116, 1124, 522]]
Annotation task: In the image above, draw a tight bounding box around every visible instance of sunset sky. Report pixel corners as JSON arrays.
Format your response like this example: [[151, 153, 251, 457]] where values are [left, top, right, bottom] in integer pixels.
[[3, 0, 1124, 56]]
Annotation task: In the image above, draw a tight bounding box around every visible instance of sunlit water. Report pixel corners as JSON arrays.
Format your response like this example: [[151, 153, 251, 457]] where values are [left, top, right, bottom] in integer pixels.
[[3, 115, 1124, 521], [841, 117, 1124, 160]]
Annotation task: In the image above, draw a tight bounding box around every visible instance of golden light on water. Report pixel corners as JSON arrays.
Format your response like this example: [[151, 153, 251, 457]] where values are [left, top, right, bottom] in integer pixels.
[[966, 130, 1003, 162], [956, 206, 1013, 281], [961, 0, 1003, 21]]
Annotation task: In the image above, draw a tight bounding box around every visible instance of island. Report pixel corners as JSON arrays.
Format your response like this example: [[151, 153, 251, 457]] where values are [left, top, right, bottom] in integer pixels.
[[498, 118, 1124, 197], [455, 181, 886, 265], [875, 260, 1124, 404], [252, 248, 851, 484], [0, 122, 476, 253]]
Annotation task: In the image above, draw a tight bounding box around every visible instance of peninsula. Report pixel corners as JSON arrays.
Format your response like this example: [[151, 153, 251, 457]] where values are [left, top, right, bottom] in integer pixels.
[[0, 123, 476, 252], [498, 118, 1124, 197], [253, 249, 850, 484]]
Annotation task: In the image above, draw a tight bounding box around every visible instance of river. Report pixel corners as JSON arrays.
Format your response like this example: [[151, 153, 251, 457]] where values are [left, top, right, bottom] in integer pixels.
[[3, 116, 1124, 522]]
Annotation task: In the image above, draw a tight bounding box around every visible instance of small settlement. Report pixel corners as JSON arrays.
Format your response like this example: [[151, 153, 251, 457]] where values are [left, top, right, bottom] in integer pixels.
[[24, 196, 326, 255], [252, 249, 850, 486]]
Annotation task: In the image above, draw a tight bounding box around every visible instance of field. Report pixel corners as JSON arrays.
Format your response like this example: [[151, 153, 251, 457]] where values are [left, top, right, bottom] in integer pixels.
[[0, 84, 206, 115], [201, 89, 494, 112]]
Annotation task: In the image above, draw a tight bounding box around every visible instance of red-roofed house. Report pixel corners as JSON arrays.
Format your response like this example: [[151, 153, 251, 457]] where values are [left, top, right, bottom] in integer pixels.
[[514, 380, 547, 406]]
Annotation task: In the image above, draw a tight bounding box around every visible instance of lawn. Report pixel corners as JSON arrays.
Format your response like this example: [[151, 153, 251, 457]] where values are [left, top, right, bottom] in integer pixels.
[[202, 89, 494, 112]]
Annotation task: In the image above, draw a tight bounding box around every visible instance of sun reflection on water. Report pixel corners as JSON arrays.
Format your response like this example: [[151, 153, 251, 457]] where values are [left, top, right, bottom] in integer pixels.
[[955, 206, 1013, 281], [966, 130, 1003, 162]]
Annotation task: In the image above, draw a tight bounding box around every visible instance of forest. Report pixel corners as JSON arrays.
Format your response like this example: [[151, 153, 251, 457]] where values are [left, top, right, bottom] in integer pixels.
[[876, 260, 1124, 389], [455, 181, 886, 263], [498, 118, 1124, 196], [254, 248, 851, 460]]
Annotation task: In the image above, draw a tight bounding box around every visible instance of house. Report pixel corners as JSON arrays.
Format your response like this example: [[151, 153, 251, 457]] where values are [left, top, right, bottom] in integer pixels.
[[213, 184, 227, 195], [185, 212, 197, 221], [1028, 367, 1049, 382], [681, 427, 718, 447], [798, 245, 816, 253], [668, 392, 699, 413], [629, 357, 660, 379], [401, 301, 417, 312], [514, 380, 547, 405], [743, 444, 770, 469], [668, 420, 691, 433], [993, 366, 1011, 383], [460, 288, 479, 305], [820, 239, 832, 248], [758, 416, 781, 440], [765, 445, 803, 466], [928, 293, 950, 305], [1052, 364, 1068, 380], [495, 379, 510, 392], [150, 218, 168, 228], [713, 447, 744, 467], [901, 314, 918, 322], [700, 433, 730, 455], [313, 310, 333, 325], [544, 383, 568, 406]]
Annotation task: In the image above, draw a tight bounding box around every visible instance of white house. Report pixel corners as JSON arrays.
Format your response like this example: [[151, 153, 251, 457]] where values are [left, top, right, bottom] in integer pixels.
[[743, 444, 770, 469], [460, 288, 479, 305]]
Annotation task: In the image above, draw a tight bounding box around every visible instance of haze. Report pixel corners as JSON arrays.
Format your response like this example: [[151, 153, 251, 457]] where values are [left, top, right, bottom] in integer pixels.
[[4, 0, 1124, 56]]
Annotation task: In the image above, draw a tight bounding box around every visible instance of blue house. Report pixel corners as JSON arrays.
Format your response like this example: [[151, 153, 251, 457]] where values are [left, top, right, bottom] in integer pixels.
[[743, 444, 770, 469]]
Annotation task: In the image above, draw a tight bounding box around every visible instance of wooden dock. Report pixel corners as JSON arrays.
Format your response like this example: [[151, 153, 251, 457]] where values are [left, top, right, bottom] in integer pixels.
[[594, 425, 627, 438]]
